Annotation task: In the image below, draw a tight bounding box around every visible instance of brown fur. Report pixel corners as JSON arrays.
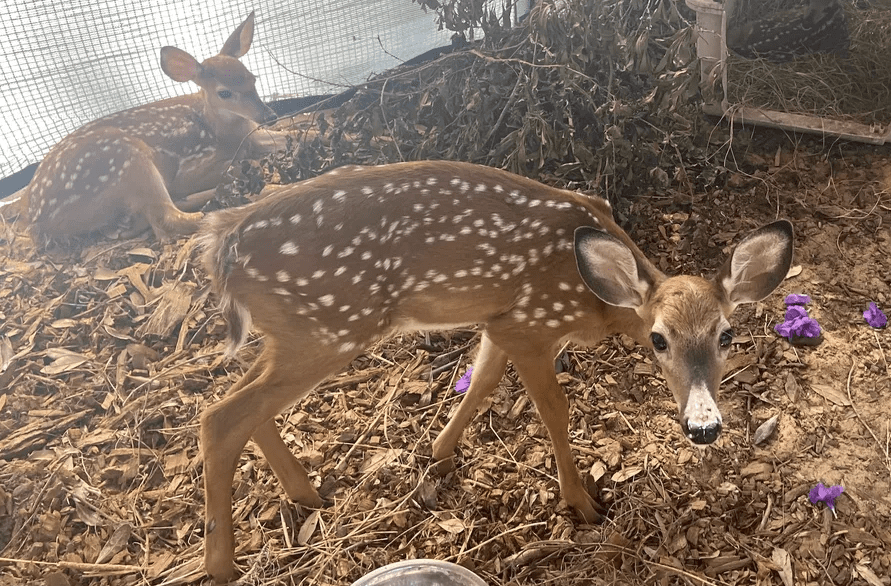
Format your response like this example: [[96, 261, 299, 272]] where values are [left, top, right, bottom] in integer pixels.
[[197, 161, 794, 582]]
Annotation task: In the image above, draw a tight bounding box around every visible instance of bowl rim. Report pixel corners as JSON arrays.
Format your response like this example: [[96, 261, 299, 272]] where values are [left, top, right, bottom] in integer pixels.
[[350, 558, 487, 586]]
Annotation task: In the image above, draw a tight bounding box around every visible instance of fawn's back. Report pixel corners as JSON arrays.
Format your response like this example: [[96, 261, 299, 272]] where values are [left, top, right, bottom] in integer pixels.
[[203, 160, 646, 355]]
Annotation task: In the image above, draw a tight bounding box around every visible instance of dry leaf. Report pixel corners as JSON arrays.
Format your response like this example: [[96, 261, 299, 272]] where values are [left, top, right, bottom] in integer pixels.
[[436, 518, 466, 534], [785, 265, 803, 279], [733, 367, 759, 384], [73, 499, 102, 527], [92, 267, 118, 281], [43, 571, 70, 586], [677, 448, 694, 465], [137, 281, 194, 337], [298, 510, 320, 546], [810, 384, 852, 406], [359, 448, 401, 475], [163, 450, 191, 477], [772, 547, 793, 586], [855, 563, 883, 586], [784, 372, 799, 402], [611, 466, 642, 483], [741, 462, 772, 477], [117, 264, 153, 301], [104, 326, 134, 341], [0, 336, 12, 373], [753, 414, 779, 445], [127, 247, 156, 259], [105, 283, 128, 298], [147, 551, 177, 579], [95, 523, 132, 564], [589, 460, 607, 481], [42, 349, 90, 375], [725, 351, 757, 373]]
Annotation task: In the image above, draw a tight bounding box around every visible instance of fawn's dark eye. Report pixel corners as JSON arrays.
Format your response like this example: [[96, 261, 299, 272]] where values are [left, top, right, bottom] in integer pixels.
[[719, 329, 734, 348], [217, 90, 233, 99], [650, 332, 667, 352]]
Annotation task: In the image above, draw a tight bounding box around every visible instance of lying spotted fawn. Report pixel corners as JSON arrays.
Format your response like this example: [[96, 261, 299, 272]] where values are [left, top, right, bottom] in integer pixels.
[[198, 160, 793, 581], [19, 12, 285, 241]]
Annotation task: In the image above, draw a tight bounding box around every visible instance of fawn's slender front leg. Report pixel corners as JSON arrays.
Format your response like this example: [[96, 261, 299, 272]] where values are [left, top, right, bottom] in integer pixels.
[[495, 336, 605, 523]]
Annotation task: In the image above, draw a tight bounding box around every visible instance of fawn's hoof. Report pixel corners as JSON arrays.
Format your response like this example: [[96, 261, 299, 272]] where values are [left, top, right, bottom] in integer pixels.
[[432, 456, 456, 476]]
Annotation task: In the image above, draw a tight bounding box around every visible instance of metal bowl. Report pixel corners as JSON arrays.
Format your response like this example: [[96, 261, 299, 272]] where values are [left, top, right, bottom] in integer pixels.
[[350, 559, 487, 586]]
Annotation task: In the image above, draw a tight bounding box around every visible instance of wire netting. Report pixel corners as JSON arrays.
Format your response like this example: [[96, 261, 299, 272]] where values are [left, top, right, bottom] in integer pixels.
[[0, 0, 459, 179]]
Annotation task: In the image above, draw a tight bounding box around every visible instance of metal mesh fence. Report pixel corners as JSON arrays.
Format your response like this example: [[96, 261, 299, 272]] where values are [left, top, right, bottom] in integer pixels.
[[0, 0, 457, 180]]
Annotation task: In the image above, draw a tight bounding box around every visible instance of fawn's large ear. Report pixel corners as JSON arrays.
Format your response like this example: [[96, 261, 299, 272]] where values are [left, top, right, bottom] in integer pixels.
[[717, 220, 794, 308], [160, 47, 201, 82], [574, 226, 659, 309], [220, 11, 255, 58]]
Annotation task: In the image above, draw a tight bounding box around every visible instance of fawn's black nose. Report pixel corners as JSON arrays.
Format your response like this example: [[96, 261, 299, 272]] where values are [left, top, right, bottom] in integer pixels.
[[684, 419, 722, 445]]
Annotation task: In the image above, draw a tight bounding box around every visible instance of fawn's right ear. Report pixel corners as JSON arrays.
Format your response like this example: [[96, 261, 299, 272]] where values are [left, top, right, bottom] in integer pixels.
[[219, 11, 256, 58], [160, 47, 202, 82], [574, 226, 658, 309], [717, 220, 794, 309]]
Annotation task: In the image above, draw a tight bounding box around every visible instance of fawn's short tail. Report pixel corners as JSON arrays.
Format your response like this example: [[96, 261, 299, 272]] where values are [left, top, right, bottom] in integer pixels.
[[198, 208, 253, 357]]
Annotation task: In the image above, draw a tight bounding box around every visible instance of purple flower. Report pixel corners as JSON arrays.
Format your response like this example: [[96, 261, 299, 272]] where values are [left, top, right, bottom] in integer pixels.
[[864, 303, 887, 329], [775, 293, 821, 342], [774, 312, 821, 339], [784, 305, 809, 321], [784, 294, 812, 306], [794, 316, 821, 338], [455, 367, 473, 393], [808, 482, 844, 512]]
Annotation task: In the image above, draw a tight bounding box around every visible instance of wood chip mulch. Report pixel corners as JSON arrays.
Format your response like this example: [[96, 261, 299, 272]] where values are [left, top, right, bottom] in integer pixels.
[[2, 1, 890, 584]]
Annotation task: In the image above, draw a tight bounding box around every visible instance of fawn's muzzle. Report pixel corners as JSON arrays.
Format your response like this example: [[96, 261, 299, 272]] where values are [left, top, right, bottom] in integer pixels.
[[681, 383, 723, 445]]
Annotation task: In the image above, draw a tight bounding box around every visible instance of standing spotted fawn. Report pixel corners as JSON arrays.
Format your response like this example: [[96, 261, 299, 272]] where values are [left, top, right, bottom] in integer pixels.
[[198, 160, 794, 582], [18, 12, 284, 242]]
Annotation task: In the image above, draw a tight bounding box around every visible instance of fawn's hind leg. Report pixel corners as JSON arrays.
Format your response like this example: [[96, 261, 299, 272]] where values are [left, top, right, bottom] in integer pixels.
[[201, 340, 354, 582], [432, 333, 509, 462]]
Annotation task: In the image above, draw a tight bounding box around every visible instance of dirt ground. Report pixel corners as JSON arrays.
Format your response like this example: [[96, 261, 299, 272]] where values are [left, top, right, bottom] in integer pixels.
[[0, 126, 889, 586]]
